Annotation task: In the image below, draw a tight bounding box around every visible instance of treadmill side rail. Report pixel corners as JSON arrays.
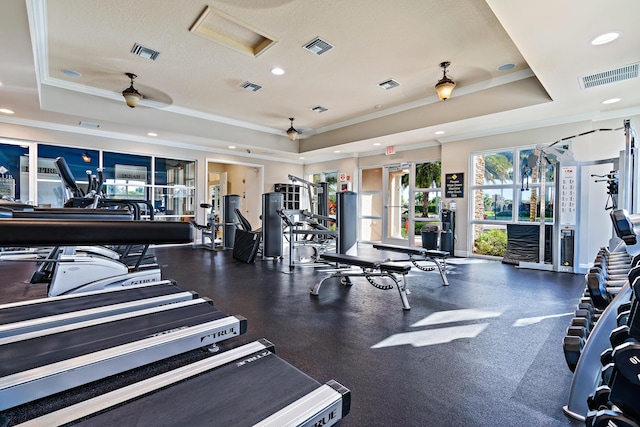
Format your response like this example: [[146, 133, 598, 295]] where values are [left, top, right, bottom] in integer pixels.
[[253, 381, 350, 427]]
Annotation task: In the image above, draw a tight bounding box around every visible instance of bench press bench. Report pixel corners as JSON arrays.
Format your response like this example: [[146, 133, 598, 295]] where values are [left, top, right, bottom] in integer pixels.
[[373, 243, 450, 286], [315, 253, 412, 310]]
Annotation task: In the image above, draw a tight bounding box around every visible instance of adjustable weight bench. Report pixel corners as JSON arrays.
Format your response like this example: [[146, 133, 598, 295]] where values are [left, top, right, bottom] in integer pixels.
[[315, 253, 412, 310], [373, 243, 450, 286]]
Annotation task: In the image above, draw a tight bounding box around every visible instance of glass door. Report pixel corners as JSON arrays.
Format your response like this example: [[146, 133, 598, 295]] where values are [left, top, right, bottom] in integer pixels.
[[383, 165, 410, 245]]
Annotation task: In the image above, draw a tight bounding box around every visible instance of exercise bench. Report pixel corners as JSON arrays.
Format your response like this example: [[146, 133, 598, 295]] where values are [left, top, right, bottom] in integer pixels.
[[373, 243, 450, 286], [315, 253, 412, 310]]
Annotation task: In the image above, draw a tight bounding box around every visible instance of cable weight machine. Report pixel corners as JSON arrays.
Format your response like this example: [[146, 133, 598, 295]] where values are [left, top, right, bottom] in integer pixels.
[[518, 119, 636, 273]]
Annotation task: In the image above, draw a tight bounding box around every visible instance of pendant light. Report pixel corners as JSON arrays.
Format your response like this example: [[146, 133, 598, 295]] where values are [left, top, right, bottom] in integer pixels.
[[286, 118, 299, 141], [122, 73, 142, 108], [435, 62, 456, 101]]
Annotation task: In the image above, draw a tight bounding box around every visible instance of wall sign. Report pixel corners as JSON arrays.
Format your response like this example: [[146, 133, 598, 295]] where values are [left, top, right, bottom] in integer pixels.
[[445, 173, 464, 198], [115, 164, 147, 181]]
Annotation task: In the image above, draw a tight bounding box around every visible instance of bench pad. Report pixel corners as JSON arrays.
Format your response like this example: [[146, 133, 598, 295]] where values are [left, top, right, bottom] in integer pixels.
[[320, 253, 381, 269]]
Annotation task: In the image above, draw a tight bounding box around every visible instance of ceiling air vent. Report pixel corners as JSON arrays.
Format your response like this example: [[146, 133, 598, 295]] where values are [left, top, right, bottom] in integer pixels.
[[378, 79, 400, 90], [240, 81, 262, 92], [579, 62, 639, 89], [303, 37, 334, 56], [311, 106, 328, 113], [79, 121, 100, 129], [130, 43, 161, 61]]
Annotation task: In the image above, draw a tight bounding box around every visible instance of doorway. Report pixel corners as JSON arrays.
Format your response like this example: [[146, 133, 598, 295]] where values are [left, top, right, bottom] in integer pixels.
[[205, 159, 263, 230], [383, 164, 410, 245]]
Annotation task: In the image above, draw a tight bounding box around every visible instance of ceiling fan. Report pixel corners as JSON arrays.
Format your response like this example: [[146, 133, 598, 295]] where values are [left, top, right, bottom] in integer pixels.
[[118, 72, 173, 109]]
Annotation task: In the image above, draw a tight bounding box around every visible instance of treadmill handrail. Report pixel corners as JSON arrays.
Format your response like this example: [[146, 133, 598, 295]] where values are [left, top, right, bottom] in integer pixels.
[[0, 219, 192, 246]]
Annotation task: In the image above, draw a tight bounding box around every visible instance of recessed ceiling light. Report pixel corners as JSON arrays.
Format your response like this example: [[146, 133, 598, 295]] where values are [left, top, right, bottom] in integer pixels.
[[602, 98, 621, 104], [147, 132, 158, 136], [590, 32, 620, 46], [0, 108, 15, 114], [497, 63, 515, 71], [333, 150, 341, 153], [373, 143, 381, 146], [299, 156, 305, 159], [62, 69, 82, 77], [228, 145, 236, 149], [271, 67, 285, 75], [435, 130, 445, 135]]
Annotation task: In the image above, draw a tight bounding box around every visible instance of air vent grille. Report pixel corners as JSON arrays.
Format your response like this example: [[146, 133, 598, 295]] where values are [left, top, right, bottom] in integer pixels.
[[378, 79, 400, 90], [130, 43, 161, 61], [579, 63, 639, 89], [240, 81, 262, 92], [79, 121, 100, 129], [303, 37, 334, 56], [311, 106, 328, 113]]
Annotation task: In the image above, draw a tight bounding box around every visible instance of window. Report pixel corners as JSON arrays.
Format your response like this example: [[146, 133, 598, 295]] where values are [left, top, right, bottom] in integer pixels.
[[0, 141, 29, 203], [470, 147, 558, 257], [308, 170, 338, 217], [153, 158, 196, 221], [37, 144, 100, 207], [411, 161, 442, 244]]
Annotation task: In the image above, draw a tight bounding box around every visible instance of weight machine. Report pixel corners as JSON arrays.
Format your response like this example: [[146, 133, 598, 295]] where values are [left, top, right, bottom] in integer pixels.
[[286, 174, 330, 223], [518, 119, 636, 273]]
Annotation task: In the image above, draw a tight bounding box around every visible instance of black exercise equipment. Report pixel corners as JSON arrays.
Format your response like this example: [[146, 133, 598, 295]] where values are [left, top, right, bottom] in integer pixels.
[[610, 208, 640, 246], [316, 252, 412, 310], [336, 190, 357, 255], [55, 156, 155, 220], [223, 194, 241, 249], [232, 228, 261, 263], [262, 192, 284, 259], [373, 243, 450, 286], [0, 218, 192, 247]]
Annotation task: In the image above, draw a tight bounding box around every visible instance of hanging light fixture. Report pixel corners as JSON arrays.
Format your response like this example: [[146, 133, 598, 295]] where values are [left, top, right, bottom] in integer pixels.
[[434, 61, 456, 101], [122, 73, 142, 108], [286, 117, 299, 141]]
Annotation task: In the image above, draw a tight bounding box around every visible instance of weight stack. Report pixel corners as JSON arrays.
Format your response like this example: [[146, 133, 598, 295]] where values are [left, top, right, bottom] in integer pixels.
[[262, 192, 283, 258], [337, 191, 357, 255], [223, 194, 241, 249]]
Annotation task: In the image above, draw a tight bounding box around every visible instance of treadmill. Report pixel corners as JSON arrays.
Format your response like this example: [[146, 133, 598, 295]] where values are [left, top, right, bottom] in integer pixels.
[[0, 280, 196, 338], [12, 340, 351, 427], [0, 296, 246, 411]]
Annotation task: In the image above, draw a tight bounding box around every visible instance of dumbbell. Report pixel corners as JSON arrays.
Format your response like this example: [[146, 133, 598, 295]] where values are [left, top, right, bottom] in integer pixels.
[[586, 409, 640, 427], [611, 325, 633, 349], [587, 385, 611, 411], [563, 335, 584, 372]]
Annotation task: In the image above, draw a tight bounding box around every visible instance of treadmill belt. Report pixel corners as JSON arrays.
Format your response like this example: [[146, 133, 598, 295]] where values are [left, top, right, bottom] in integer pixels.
[[0, 301, 227, 377], [0, 282, 185, 326], [73, 349, 325, 426]]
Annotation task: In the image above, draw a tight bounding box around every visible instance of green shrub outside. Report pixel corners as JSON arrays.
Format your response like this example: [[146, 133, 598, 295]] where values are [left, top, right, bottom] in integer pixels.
[[474, 229, 507, 256]]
